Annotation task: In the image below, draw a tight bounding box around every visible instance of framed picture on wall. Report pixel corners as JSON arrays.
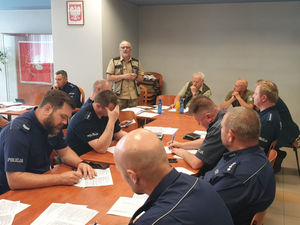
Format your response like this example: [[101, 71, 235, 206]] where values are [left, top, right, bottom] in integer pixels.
[[67, 1, 84, 25], [19, 41, 53, 85]]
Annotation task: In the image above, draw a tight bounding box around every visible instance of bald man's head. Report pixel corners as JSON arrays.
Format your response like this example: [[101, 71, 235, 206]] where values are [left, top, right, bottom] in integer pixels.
[[114, 129, 171, 194]]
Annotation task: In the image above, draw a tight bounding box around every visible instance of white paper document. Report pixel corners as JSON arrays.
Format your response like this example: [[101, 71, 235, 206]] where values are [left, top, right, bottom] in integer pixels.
[[107, 146, 115, 154], [0, 105, 34, 112], [0, 102, 22, 107], [168, 108, 189, 113], [175, 167, 195, 175], [137, 112, 159, 118], [0, 199, 30, 225], [193, 130, 207, 138], [75, 168, 113, 188], [153, 105, 171, 109], [164, 146, 172, 154], [144, 126, 178, 135], [173, 150, 198, 159], [107, 196, 146, 218], [122, 107, 145, 115], [31, 203, 98, 225]]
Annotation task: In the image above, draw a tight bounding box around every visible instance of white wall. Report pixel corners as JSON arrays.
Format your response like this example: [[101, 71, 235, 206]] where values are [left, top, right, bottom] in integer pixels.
[[0, 9, 51, 33], [102, 0, 139, 77], [51, 0, 102, 97], [139, 2, 300, 124], [0, 9, 51, 101]]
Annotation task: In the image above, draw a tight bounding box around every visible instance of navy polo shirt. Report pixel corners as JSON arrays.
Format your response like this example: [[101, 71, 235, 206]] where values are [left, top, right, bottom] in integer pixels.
[[82, 97, 93, 108], [259, 106, 281, 152], [66, 103, 121, 156], [195, 110, 228, 175], [130, 169, 234, 225], [52, 82, 82, 108], [203, 145, 275, 225], [0, 108, 67, 194], [276, 97, 299, 147]]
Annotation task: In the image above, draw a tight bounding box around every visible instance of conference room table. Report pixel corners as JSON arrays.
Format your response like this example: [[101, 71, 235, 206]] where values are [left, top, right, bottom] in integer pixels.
[[81, 110, 203, 171], [0, 105, 35, 120], [1, 165, 133, 225], [0, 110, 204, 225]]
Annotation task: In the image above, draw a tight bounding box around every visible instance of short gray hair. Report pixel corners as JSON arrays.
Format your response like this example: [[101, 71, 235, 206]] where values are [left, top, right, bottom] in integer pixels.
[[224, 107, 261, 141]]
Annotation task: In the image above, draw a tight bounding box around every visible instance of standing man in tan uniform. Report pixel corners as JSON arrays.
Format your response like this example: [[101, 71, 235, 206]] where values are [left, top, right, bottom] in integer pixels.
[[106, 40, 144, 109]]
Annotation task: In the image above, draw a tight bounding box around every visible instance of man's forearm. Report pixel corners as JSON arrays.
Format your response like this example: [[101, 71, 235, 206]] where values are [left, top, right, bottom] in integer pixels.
[[237, 97, 253, 109], [107, 74, 126, 82], [181, 138, 203, 150], [7, 171, 67, 190], [181, 151, 204, 170], [88, 119, 116, 153], [220, 98, 234, 110]]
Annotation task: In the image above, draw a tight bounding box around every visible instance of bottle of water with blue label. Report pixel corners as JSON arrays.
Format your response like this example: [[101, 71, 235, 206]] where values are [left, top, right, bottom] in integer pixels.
[[180, 99, 184, 114], [158, 99, 162, 114]]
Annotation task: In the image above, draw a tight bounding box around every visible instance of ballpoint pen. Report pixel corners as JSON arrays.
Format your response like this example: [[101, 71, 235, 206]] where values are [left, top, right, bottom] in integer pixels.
[[170, 132, 176, 144]]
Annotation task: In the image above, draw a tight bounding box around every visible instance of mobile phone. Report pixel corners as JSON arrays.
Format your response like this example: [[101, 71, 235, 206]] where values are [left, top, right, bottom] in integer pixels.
[[168, 158, 178, 163]]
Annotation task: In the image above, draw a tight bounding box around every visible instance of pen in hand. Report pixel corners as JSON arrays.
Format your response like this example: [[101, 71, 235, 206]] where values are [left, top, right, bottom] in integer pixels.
[[169, 133, 176, 149], [171, 133, 176, 144]]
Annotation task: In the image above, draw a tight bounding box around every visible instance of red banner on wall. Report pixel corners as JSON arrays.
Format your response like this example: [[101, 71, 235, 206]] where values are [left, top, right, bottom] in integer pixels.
[[19, 42, 53, 84]]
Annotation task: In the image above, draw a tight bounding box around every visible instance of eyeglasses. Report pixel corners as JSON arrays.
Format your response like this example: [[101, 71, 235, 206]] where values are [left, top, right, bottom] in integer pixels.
[[120, 46, 131, 49]]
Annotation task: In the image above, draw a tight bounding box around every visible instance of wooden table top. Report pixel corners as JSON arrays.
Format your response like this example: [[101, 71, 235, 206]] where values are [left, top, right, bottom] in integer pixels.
[[81, 111, 203, 173], [1, 165, 132, 225], [0, 110, 204, 225]]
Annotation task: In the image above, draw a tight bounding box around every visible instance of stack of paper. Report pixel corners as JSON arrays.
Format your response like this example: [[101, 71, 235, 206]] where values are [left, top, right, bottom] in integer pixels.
[[31, 203, 98, 225], [75, 168, 113, 188], [0, 199, 30, 225], [107, 193, 148, 218]]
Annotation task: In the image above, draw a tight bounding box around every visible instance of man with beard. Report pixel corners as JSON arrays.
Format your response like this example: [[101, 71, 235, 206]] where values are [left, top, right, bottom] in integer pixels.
[[0, 90, 96, 195], [106, 40, 144, 109]]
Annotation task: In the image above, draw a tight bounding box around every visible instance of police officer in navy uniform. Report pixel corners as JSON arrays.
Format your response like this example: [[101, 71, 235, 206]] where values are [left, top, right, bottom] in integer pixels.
[[168, 96, 228, 176], [253, 80, 281, 154], [203, 107, 276, 225], [66, 90, 127, 156], [52, 70, 82, 108], [274, 97, 300, 172], [82, 79, 111, 108], [114, 128, 234, 225], [106, 40, 144, 110], [0, 90, 96, 195]]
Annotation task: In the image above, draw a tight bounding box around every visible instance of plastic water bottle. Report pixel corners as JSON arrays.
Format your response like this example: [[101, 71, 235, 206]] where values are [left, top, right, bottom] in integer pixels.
[[175, 101, 180, 114], [180, 99, 184, 114], [158, 99, 162, 114]]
